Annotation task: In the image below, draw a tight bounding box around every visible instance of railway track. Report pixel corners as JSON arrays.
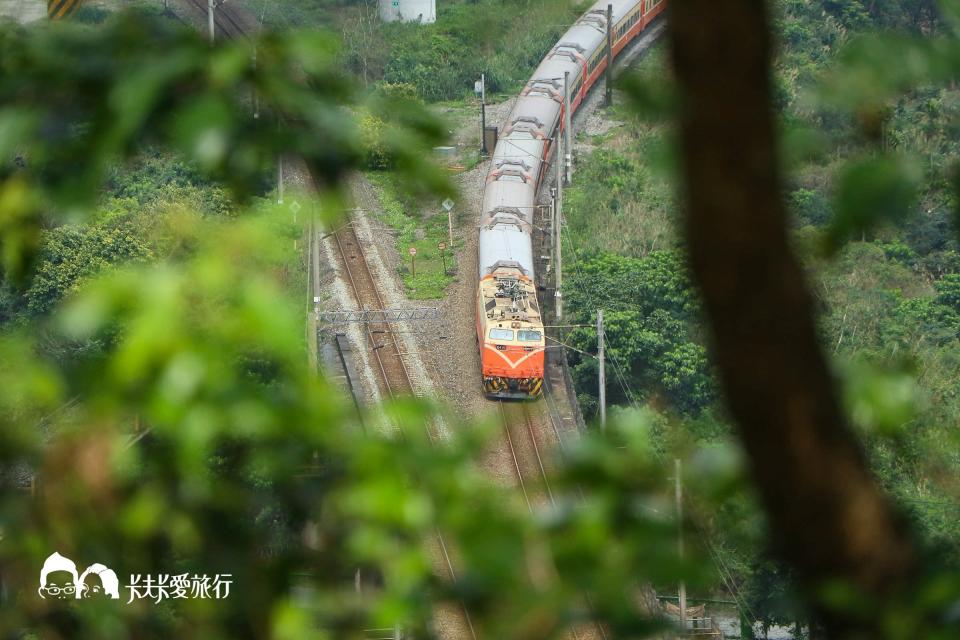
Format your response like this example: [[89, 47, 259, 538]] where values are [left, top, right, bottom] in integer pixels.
[[328, 214, 417, 401], [498, 402, 608, 640], [319, 201, 477, 640], [498, 402, 554, 513]]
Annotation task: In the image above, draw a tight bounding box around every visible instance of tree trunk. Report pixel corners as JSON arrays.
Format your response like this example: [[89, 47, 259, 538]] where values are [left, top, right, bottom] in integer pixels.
[[666, 1, 918, 637]]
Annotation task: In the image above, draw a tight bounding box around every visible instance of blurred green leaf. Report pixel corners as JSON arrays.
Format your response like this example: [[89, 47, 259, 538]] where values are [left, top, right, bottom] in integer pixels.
[[843, 359, 921, 437], [827, 154, 922, 252]]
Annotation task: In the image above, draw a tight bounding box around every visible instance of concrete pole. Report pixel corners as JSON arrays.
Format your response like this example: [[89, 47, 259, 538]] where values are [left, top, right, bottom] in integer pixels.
[[480, 73, 487, 155], [208, 0, 215, 44], [598, 309, 606, 432], [277, 157, 284, 204], [555, 135, 563, 322], [676, 458, 688, 633], [563, 71, 572, 185], [253, 44, 260, 119], [605, 4, 614, 107]]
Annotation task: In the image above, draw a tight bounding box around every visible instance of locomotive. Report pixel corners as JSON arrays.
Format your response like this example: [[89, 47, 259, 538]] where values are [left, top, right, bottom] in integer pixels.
[[476, 0, 666, 399]]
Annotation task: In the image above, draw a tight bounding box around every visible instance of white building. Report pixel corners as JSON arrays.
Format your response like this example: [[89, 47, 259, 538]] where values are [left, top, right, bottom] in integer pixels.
[[379, 0, 436, 24]]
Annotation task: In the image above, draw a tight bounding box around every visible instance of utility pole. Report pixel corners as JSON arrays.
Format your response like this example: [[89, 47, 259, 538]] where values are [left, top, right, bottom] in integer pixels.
[[605, 4, 614, 107], [597, 309, 606, 431], [208, 0, 215, 44], [277, 156, 284, 204], [480, 73, 487, 156], [253, 43, 260, 120], [554, 136, 563, 321], [676, 458, 688, 634], [563, 71, 572, 185]]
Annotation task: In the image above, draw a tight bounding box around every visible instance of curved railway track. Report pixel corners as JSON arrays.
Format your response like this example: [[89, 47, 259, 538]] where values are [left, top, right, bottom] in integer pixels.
[[498, 402, 608, 640]]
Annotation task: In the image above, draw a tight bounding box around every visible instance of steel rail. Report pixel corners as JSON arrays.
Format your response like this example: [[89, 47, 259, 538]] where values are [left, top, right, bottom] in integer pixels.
[[498, 402, 534, 513], [498, 401, 588, 640], [328, 218, 419, 397], [325, 214, 475, 638], [530, 401, 609, 640], [521, 404, 555, 506], [329, 223, 399, 399]]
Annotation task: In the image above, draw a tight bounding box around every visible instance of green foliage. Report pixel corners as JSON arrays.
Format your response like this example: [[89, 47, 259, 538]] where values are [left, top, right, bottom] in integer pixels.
[[332, 0, 583, 101], [26, 217, 154, 316], [108, 150, 235, 214], [0, 10, 448, 283], [583, 0, 960, 629], [1, 149, 240, 324], [885, 296, 960, 346], [565, 138, 676, 257], [0, 209, 711, 636], [3, 2, 960, 638], [827, 155, 923, 252], [367, 172, 456, 299], [743, 558, 807, 636], [0, 10, 727, 639], [358, 112, 392, 169], [789, 187, 831, 227], [564, 252, 713, 416], [935, 273, 960, 310]]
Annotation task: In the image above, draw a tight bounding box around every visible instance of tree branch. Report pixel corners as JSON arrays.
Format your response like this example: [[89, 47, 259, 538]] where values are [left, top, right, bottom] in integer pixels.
[[667, 1, 918, 635]]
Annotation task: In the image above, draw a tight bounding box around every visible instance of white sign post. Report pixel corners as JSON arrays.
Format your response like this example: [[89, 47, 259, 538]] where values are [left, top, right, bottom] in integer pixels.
[[442, 199, 455, 247]]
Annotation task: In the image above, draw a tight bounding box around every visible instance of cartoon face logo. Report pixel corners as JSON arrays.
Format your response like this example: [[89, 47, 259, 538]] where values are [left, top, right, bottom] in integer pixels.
[[38, 552, 79, 600], [78, 563, 120, 599], [38, 553, 120, 600]]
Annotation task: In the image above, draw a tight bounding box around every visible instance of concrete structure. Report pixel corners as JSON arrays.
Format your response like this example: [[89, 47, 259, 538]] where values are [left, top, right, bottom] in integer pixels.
[[0, 0, 46, 24], [378, 0, 436, 24]]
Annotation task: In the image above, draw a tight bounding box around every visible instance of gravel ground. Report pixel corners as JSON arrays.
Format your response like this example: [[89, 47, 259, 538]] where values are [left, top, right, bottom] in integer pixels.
[[346, 177, 452, 439], [575, 110, 626, 155]]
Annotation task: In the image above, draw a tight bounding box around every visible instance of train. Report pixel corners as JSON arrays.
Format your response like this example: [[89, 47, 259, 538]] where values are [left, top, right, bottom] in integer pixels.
[[476, 0, 667, 399]]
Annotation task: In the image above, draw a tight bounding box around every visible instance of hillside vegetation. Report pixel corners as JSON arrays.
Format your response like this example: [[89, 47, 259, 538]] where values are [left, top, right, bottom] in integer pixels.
[[264, 0, 588, 101]]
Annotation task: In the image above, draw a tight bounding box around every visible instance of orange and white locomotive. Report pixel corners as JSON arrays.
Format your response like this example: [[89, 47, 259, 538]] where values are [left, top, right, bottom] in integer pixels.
[[475, 0, 667, 399]]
